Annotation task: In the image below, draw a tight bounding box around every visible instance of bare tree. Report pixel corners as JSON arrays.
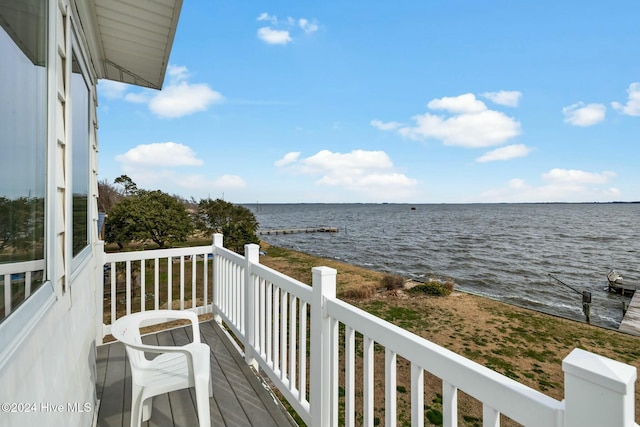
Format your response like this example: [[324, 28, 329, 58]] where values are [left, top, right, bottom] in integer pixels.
[[97, 179, 122, 213]]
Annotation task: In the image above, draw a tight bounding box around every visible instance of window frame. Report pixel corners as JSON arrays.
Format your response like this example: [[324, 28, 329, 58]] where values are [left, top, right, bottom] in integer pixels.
[[69, 22, 93, 271], [0, 0, 55, 370]]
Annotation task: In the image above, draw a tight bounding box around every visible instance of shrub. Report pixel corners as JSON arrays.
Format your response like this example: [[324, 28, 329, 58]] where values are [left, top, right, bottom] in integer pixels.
[[407, 279, 454, 296], [342, 283, 375, 299], [381, 274, 405, 290]]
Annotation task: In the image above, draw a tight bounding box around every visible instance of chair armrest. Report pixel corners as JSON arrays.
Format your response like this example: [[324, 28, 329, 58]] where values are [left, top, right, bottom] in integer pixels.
[[125, 341, 210, 382], [129, 310, 202, 343]]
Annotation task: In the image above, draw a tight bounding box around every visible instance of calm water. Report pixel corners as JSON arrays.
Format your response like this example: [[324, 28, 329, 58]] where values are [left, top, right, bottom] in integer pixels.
[[249, 203, 640, 329]]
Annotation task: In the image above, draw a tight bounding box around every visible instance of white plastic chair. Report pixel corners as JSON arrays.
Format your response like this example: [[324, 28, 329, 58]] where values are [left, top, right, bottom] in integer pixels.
[[111, 310, 212, 427]]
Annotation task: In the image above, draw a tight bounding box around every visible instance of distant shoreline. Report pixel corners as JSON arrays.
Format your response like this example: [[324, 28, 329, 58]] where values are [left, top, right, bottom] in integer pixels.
[[247, 201, 640, 205]]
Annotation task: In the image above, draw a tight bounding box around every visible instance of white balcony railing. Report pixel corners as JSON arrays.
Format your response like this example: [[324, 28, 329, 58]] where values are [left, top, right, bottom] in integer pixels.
[[98, 236, 638, 427], [96, 242, 214, 340]]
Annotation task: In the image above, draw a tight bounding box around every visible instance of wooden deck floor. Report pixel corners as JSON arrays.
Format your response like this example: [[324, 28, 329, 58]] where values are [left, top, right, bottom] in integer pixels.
[[620, 291, 640, 336], [96, 320, 296, 427]]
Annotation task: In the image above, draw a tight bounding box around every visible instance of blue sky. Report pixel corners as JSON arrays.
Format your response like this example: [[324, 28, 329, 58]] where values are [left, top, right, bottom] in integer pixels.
[[97, 1, 640, 203]]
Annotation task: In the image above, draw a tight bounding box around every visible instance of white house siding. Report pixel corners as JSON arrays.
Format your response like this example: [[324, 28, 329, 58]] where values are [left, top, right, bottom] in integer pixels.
[[0, 265, 97, 427], [0, 1, 100, 426]]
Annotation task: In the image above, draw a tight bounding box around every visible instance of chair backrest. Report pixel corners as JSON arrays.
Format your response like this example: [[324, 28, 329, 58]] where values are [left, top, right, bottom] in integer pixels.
[[111, 315, 148, 368]]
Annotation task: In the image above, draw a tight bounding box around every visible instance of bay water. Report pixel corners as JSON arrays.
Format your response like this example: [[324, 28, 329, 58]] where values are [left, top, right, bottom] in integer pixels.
[[250, 203, 640, 329]]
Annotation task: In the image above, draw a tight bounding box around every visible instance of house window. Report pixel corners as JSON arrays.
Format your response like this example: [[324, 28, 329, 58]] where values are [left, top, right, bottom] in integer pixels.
[[71, 52, 89, 257], [0, 0, 47, 322]]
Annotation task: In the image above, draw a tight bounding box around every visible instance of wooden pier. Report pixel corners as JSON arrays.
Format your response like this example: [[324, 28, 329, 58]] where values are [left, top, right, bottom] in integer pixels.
[[619, 291, 640, 336], [258, 227, 339, 235]]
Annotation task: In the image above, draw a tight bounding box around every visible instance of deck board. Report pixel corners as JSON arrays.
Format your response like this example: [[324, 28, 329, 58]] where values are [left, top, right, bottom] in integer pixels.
[[619, 292, 640, 336], [96, 320, 295, 427]]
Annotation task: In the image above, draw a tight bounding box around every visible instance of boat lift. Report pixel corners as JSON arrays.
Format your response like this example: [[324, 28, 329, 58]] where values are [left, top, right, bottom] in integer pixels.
[[548, 273, 592, 323]]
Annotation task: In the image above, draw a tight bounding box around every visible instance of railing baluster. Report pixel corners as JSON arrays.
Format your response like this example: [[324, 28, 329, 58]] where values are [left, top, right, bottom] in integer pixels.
[[140, 259, 145, 312], [443, 381, 458, 427], [266, 281, 273, 366], [330, 317, 339, 427], [280, 290, 288, 381], [203, 254, 208, 306], [110, 262, 116, 322], [179, 256, 185, 311], [167, 257, 172, 310], [273, 287, 280, 375], [289, 295, 297, 393], [411, 363, 424, 427], [259, 278, 266, 357], [154, 258, 159, 310], [125, 260, 131, 315], [345, 325, 355, 427], [386, 349, 397, 427], [483, 404, 500, 427], [299, 301, 307, 403], [191, 255, 196, 309], [363, 336, 374, 426]]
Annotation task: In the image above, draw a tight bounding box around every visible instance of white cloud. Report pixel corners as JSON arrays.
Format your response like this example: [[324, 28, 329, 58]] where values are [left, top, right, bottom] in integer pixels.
[[256, 13, 318, 44], [257, 27, 292, 45], [115, 143, 245, 197], [275, 152, 301, 167], [98, 80, 129, 99], [116, 142, 204, 167], [276, 149, 418, 199], [476, 169, 619, 203], [299, 18, 319, 34], [370, 119, 403, 131], [481, 90, 522, 107], [166, 64, 189, 82], [611, 82, 640, 116], [542, 168, 615, 185], [257, 12, 274, 22], [427, 93, 488, 114], [562, 102, 606, 126], [123, 92, 149, 103], [149, 82, 223, 118], [475, 144, 532, 163], [211, 174, 246, 189], [390, 93, 521, 147], [101, 65, 223, 119]]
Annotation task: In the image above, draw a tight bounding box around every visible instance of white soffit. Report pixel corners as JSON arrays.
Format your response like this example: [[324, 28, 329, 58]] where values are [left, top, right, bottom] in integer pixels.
[[92, 0, 183, 89]]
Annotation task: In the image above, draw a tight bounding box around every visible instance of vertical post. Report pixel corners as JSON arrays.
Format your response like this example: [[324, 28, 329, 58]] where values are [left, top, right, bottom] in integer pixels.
[[442, 381, 458, 427], [563, 348, 637, 427], [244, 243, 260, 370], [310, 266, 337, 427], [95, 241, 105, 345], [212, 234, 223, 324]]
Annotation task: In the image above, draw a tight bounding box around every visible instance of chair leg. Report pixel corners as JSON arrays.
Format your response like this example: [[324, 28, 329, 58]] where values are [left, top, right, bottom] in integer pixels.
[[195, 376, 211, 427], [130, 385, 143, 427], [142, 397, 153, 422], [208, 374, 213, 397]]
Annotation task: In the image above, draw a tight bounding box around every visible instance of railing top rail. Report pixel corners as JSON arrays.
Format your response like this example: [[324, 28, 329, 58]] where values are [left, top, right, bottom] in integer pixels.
[[103, 245, 212, 262], [0, 259, 46, 275], [251, 262, 313, 302], [327, 297, 564, 426], [212, 244, 245, 264]]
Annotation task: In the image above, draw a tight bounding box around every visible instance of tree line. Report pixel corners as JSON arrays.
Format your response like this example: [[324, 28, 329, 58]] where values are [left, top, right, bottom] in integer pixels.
[[100, 175, 259, 253]]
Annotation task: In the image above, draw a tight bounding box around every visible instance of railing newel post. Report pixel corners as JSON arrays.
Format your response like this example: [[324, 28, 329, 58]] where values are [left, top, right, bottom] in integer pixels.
[[310, 266, 337, 427], [562, 348, 637, 427], [244, 243, 260, 370], [212, 234, 223, 324]]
